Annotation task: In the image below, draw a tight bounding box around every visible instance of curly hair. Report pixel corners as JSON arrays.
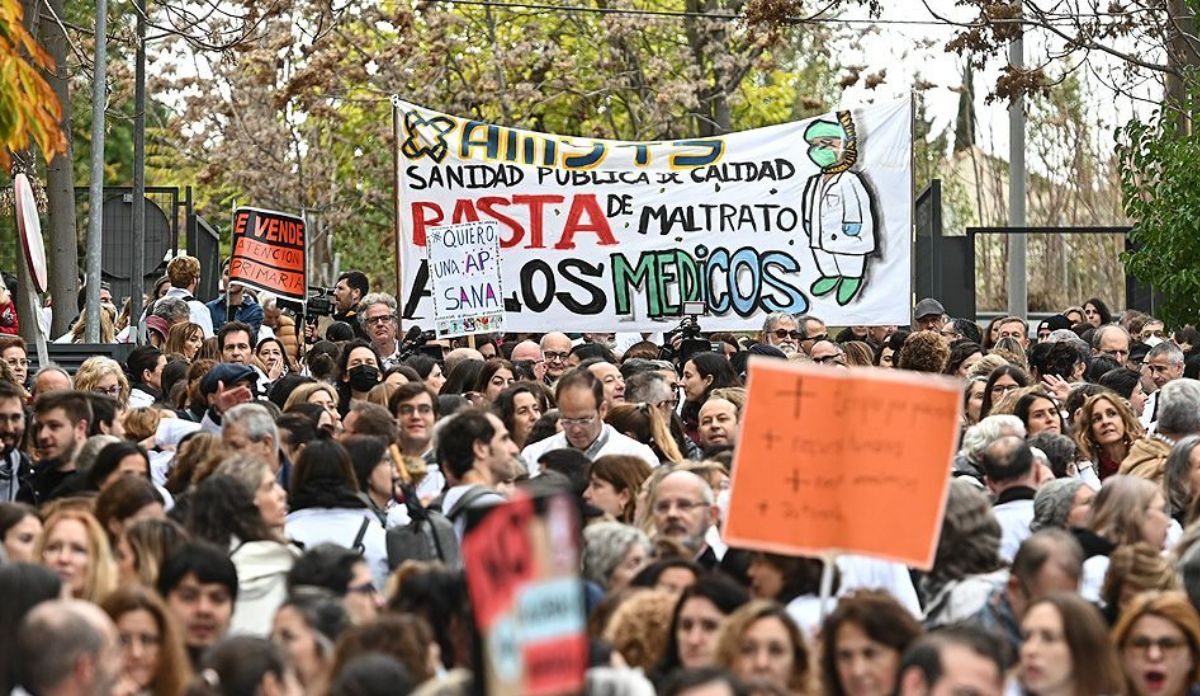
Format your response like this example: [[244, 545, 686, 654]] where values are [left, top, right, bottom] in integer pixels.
[[1073, 393, 1143, 463], [896, 330, 950, 373], [603, 589, 679, 670], [926, 480, 1004, 595], [74, 356, 130, 403], [328, 614, 436, 684]]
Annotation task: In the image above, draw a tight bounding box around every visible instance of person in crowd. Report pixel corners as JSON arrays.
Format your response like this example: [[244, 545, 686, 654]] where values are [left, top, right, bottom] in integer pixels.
[[659, 668, 748, 696], [0, 501, 42, 562], [584, 454, 653, 524], [126, 345, 166, 408], [1092, 324, 1133, 367], [271, 588, 352, 691], [0, 563, 63, 693], [980, 365, 1032, 420], [1015, 592, 1125, 696], [946, 340, 985, 377], [342, 434, 397, 527], [158, 255, 215, 337], [389, 382, 444, 500], [436, 409, 516, 538], [38, 507, 117, 603], [14, 600, 124, 696], [522, 368, 658, 471], [980, 435, 1038, 562], [94, 475, 165, 543], [255, 336, 295, 384], [1012, 391, 1065, 436], [285, 436, 388, 589], [222, 402, 283, 478], [913, 298, 945, 333], [0, 380, 31, 503], [0, 334, 29, 388], [1113, 591, 1200, 696], [1098, 367, 1148, 417], [651, 470, 730, 574], [217, 320, 256, 369], [358, 293, 402, 367], [74, 355, 130, 404], [100, 584, 192, 696], [1030, 479, 1094, 533], [1144, 342, 1187, 424], [208, 265, 264, 334], [820, 589, 922, 696], [1164, 435, 1200, 525], [921, 480, 1007, 628], [494, 381, 547, 450], [335, 340, 382, 417], [896, 330, 951, 373], [157, 540, 238, 667], [654, 574, 751, 679], [583, 521, 652, 593], [893, 624, 1006, 696], [261, 294, 301, 362], [697, 397, 741, 450], [1079, 474, 1172, 601], [605, 402, 685, 464], [761, 312, 802, 355], [474, 358, 517, 403], [1084, 297, 1114, 327], [288, 543, 382, 625], [585, 358, 626, 408], [1075, 391, 1143, 481], [745, 552, 830, 634], [191, 634, 304, 695], [714, 600, 810, 693], [680, 353, 741, 439], [117, 517, 190, 588], [1125, 378, 1200, 483], [1103, 543, 1179, 624], [540, 331, 573, 383]]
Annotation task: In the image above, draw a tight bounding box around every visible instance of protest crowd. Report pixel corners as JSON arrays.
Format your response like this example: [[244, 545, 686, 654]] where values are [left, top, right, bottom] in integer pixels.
[[4, 253, 1200, 696]]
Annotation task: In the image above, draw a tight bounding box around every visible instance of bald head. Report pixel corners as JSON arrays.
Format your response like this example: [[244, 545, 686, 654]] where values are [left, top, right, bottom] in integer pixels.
[[653, 470, 718, 552], [541, 332, 573, 380], [17, 600, 121, 696], [981, 435, 1034, 491], [698, 398, 740, 448], [444, 347, 484, 375]]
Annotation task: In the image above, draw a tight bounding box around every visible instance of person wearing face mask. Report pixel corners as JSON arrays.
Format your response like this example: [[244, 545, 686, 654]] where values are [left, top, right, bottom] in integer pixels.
[[800, 111, 878, 307], [336, 340, 383, 417]]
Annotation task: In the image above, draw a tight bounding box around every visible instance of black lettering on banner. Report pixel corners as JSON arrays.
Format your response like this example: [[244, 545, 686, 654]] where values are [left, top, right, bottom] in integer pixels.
[[555, 259, 605, 314], [520, 261, 556, 313], [403, 260, 431, 319]]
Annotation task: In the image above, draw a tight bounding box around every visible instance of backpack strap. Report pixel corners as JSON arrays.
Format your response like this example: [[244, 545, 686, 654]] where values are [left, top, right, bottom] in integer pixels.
[[444, 485, 496, 521], [351, 516, 371, 555]]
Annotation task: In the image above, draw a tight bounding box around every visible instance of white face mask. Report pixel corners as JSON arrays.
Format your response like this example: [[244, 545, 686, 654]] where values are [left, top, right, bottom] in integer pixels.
[[1145, 336, 1164, 348]]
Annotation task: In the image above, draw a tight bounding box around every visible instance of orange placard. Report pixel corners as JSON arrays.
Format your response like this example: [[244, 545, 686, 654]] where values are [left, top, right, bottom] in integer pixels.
[[229, 207, 307, 302], [724, 360, 962, 570]]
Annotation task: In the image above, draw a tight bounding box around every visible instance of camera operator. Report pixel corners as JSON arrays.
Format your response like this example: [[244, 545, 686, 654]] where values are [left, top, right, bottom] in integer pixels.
[[305, 270, 369, 342]]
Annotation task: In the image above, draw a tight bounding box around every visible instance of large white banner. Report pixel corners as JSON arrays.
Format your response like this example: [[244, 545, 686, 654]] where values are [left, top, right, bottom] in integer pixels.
[[394, 97, 912, 331]]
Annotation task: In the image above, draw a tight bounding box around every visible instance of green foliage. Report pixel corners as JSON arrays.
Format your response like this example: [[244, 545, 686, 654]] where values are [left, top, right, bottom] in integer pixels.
[[1119, 106, 1200, 326]]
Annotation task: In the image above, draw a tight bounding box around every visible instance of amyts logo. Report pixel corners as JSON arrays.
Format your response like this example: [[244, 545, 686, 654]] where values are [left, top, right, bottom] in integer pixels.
[[401, 111, 457, 163]]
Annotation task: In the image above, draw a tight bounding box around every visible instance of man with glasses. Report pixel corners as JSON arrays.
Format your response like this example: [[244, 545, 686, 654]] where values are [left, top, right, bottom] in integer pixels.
[[520, 368, 657, 473], [1091, 324, 1131, 367], [651, 469, 747, 579], [358, 293, 404, 368], [913, 297, 946, 333], [810, 340, 847, 368], [389, 382, 445, 500], [761, 312, 802, 355], [540, 331, 573, 383]]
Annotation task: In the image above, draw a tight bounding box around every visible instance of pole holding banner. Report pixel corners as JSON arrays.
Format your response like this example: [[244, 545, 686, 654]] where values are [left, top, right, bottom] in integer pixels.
[[818, 552, 837, 623]]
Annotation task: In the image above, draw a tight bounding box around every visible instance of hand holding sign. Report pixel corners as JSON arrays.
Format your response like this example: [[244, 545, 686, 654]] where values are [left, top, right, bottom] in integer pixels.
[[724, 360, 961, 570]]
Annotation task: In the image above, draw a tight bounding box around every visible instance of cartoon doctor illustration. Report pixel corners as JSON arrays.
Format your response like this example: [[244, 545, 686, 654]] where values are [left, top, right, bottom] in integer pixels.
[[800, 111, 878, 306]]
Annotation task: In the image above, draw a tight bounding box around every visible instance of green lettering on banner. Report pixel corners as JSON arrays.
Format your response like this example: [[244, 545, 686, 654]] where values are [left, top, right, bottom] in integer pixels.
[[610, 253, 659, 317]]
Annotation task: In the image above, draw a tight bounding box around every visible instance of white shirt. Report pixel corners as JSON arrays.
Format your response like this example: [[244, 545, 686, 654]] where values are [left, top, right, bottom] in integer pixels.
[[520, 424, 658, 475], [285, 507, 389, 590], [161, 287, 215, 338], [993, 498, 1035, 563]]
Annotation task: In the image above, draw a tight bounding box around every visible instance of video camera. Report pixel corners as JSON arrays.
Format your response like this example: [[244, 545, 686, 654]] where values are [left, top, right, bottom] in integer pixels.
[[661, 301, 722, 365], [399, 326, 447, 362], [305, 286, 336, 325]]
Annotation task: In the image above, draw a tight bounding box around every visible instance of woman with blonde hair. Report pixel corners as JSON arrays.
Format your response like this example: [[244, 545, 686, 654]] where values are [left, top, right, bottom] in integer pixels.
[[116, 517, 189, 588], [1079, 475, 1172, 602], [605, 402, 683, 464], [37, 508, 117, 602], [603, 589, 678, 670], [100, 584, 192, 696], [284, 382, 341, 417], [1075, 392, 1144, 481], [164, 321, 205, 361], [67, 306, 116, 344], [74, 355, 130, 403], [715, 599, 811, 694], [585, 454, 653, 524], [1113, 591, 1200, 696], [1103, 543, 1179, 625]]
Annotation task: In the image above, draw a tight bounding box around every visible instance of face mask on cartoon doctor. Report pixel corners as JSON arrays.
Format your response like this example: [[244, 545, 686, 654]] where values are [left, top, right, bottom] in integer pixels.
[[803, 119, 848, 170], [808, 144, 839, 168]]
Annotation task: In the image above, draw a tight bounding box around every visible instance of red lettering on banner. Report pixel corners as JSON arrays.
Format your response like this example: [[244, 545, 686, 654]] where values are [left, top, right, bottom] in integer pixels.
[[476, 196, 524, 246], [461, 496, 535, 629], [451, 199, 481, 225], [234, 237, 305, 272], [556, 194, 616, 249], [523, 634, 588, 694], [230, 258, 305, 296], [233, 211, 249, 236], [411, 202, 444, 246]]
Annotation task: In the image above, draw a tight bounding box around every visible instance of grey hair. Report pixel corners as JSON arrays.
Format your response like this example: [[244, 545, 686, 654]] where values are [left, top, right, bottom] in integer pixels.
[[216, 453, 274, 495], [75, 434, 121, 473], [356, 292, 398, 330], [1047, 329, 1080, 343], [1147, 341, 1185, 366], [1158, 379, 1200, 436], [259, 292, 278, 311], [1090, 324, 1131, 350], [581, 522, 652, 588], [796, 314, 824, 338], [16, 600, 110, 693], [1030, 479, 1086, 532], [958, 415, 1027, 460], [223, 403, 279, 448], [32, 363, 72, 387], [761, 312, 797, 335], [1164, 435, 1200, 517], [624, 371, 670, 405], [152, 297, 190, 322]]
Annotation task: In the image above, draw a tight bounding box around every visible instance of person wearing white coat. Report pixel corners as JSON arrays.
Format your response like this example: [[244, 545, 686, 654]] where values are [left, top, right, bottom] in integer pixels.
[[800, 112, 878, 307], [284, 437, 390, 590]]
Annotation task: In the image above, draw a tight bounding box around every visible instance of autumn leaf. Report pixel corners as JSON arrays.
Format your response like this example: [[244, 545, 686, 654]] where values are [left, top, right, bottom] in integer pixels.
[[0, 0, 66, 170]]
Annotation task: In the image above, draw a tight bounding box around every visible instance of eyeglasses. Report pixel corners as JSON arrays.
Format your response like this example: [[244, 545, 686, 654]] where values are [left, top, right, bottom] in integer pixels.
[[772, 329, 802, 340], [348, 582, 378, 596], [94, 385, 122, 397], [653, 498, 707, 515], [365, 315, 396, 325], [654, 397, 678, 410], [991, 383, 1020, 395], [1126, 636, 1188, 655], [559, 413, 597, 428], [802, 333, 828, 344], [397, 404, 434, 417], [545, 351, 569, 363]]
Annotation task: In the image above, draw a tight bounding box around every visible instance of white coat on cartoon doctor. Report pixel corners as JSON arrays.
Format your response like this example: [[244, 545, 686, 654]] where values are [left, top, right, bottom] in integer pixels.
[[800, 112, 878, 306]]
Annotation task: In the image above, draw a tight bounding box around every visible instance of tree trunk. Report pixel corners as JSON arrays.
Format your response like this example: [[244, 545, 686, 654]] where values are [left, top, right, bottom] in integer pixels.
[[40, 0, 78, 336]]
